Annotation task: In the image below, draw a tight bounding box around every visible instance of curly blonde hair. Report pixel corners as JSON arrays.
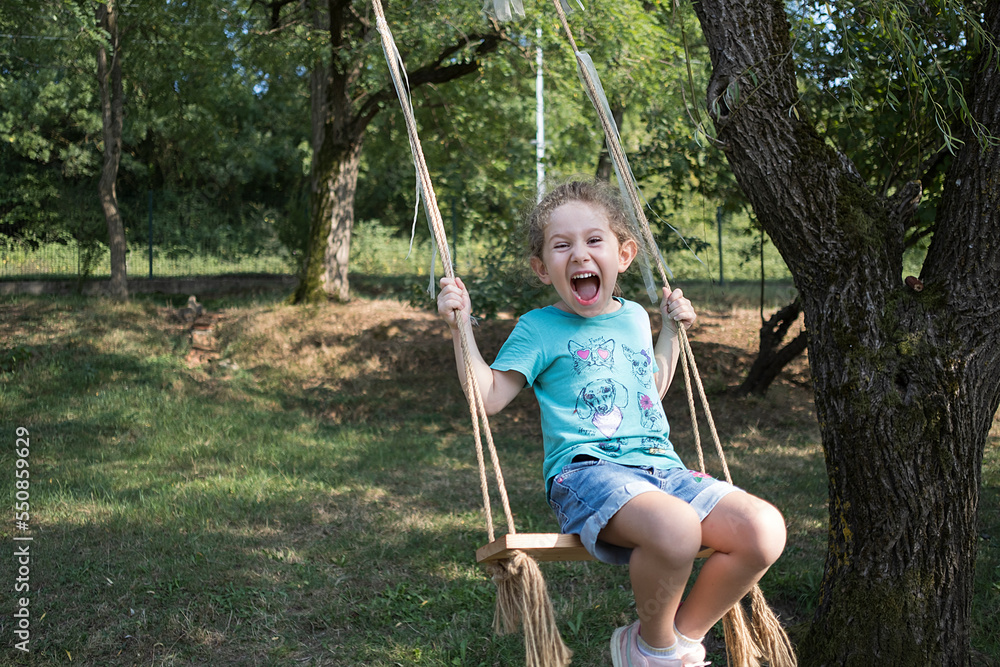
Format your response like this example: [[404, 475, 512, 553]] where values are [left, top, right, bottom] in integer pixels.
[[526, 180, 636, 262]]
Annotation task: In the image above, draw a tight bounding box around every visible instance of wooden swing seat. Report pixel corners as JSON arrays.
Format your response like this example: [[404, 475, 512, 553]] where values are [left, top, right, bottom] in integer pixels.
[[476, 533, 714, 563]]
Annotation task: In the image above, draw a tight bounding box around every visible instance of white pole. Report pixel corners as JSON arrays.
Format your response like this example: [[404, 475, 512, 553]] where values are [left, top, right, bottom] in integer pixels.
[[536, 26, 545, 202]]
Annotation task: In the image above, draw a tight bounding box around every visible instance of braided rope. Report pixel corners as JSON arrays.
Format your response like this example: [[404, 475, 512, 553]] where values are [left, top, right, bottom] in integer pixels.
[[373, 0, 516, 539], [552, 0, 733, 484], [550, 8, 797, 666], [373, 10, 576, 663]]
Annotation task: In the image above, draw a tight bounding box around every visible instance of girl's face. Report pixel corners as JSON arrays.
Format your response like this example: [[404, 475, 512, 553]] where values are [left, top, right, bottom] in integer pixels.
[[530, 200, 637, 317]]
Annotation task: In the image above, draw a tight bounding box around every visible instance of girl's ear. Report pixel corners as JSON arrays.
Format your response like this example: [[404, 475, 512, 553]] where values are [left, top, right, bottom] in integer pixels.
[[618, 238, 639, 272], [530, 256, 552, 284]]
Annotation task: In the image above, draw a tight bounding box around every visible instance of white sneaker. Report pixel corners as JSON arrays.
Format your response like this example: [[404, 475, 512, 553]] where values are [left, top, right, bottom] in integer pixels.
[[610, 622, 710, 667]]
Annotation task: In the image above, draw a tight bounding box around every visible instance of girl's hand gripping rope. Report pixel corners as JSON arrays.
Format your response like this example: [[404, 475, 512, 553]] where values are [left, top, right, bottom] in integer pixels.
[[438, 277, 472, 331], [660, 288, 697, 335], [653, 287, 697, 396], [437, 275, 525, 417]]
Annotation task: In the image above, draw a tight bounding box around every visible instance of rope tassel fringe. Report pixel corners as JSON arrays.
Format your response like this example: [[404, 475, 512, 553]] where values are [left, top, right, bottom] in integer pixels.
[[487, 552, 573, 667], [722, 584, 796, 667], [750, 584, 797, 667]]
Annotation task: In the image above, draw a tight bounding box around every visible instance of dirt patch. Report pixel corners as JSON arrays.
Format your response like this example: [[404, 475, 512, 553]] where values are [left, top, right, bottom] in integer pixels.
[[213, 298, 816, 449]]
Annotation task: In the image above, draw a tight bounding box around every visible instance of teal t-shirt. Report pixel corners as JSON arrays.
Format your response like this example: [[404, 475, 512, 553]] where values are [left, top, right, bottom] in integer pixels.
[[491, 298, 685, 492]]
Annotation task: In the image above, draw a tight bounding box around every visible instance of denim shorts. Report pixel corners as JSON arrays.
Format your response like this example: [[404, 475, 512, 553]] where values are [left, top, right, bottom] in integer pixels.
[[548, 458, 739, 565]]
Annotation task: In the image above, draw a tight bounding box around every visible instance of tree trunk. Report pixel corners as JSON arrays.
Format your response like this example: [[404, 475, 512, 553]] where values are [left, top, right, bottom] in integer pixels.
[[97, 0, 127, 300], [294, 132, 363, 303], [292, 0, 359, 304], [690, 0, 1000, 664], [736, 299, 807, 397], [285, 2, 504, 304]]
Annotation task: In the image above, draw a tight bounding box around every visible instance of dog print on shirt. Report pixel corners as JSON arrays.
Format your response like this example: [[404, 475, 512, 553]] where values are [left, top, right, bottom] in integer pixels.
[[637, 393, 673, 456], [623, 345, 655, 384], [575, 378, 629, 437], [637, 392, 665, 432]]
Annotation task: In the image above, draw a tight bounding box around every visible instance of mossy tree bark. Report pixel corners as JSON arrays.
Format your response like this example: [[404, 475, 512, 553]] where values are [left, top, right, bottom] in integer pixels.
[[691, 0, 1000, 664], [97, 1, 128, 301], [297, 129, 363, 304], [287, 1, 503, 304]]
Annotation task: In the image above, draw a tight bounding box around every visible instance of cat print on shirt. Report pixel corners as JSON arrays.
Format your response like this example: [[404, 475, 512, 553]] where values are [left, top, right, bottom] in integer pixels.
[[568, 337, 615, 374]]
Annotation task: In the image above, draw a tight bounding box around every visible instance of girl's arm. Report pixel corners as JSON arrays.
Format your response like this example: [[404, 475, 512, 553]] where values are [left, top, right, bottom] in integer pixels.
[[438, 277, 525, 415], [653, 288, 697, 398]]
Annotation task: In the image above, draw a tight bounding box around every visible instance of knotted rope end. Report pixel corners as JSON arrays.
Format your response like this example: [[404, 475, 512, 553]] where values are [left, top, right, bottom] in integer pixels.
[[750, 584, 797, 667], [486, 551, 573, 667], [722, 584, 797, 667]]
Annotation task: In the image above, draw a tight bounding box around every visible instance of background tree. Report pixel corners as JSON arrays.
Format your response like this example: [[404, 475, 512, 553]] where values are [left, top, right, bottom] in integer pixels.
[[628, 4, 809, 396], [688, 0, 1000, 663], [253, 1, 508, 304], [125, 1, 307, 265], [1, 1, 108, 277], [96, 0, 127, 299], [1, 0, 308, 281], [638, 0, 982, 398]]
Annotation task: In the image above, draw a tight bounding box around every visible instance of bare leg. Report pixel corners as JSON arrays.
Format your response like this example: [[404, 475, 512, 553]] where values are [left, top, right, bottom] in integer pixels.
[[599, 491, 703, 648], [674, 491, 787, 639]]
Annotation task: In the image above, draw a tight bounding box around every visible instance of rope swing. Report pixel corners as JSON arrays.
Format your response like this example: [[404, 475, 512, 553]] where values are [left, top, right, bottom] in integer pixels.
[[374, 3, 572, 665], [374, 1, 796, 665], [546, 4, 795, 664]]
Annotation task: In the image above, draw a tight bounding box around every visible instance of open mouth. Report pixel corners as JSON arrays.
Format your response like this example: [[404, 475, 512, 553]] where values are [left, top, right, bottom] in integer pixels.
[[571, 272, 601, 305]]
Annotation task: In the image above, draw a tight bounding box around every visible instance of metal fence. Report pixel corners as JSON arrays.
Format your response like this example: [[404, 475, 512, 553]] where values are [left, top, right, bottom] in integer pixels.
[[0, 238, 296, 280], [1, 184, 304, 281]]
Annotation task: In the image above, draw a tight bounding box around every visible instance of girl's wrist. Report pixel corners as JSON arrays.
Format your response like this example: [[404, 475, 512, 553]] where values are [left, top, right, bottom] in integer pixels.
[[449, 312, 470, 331]]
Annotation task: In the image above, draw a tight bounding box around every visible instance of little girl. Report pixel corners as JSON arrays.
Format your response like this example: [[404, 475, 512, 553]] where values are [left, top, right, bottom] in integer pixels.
[[437, 180, 786, 667]]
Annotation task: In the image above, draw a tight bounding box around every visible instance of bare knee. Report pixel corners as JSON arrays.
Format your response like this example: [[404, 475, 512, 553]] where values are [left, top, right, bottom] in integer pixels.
[[705, 494, 787, 568], [744, 500, 787, 568]]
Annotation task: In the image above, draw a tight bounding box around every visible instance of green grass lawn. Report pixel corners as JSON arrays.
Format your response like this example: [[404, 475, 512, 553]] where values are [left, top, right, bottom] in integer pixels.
[[1, 287, 997, 665]]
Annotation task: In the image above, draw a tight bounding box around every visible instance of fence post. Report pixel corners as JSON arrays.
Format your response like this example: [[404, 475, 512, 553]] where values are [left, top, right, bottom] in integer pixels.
[[716, 206, 724, 286], [148, 190, 153, 278]]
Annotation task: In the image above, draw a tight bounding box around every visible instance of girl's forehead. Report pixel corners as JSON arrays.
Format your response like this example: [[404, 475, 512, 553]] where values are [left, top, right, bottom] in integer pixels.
[[546, 200, 613, 233]]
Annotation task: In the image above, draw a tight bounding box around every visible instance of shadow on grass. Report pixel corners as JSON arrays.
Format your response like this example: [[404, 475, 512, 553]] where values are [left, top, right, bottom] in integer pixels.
[[0, 294, 833, 666]]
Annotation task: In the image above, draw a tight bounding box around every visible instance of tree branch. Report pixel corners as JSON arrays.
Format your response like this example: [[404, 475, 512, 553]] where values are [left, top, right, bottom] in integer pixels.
[[354, 29, 505, 132], [247, 0, 299, 30], [735, 298, 808, 397], [922, 0, 1000, 319], [889, 179, 923, 228]]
